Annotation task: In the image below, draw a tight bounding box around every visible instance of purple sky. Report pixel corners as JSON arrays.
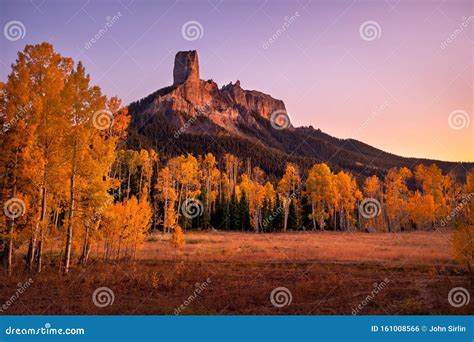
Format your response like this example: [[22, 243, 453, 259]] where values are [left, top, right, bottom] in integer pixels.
[[1, 0, 472, 162]]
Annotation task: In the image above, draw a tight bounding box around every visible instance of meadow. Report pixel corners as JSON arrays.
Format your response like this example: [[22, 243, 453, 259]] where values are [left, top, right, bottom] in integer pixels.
[[0, 230, 471, 315]]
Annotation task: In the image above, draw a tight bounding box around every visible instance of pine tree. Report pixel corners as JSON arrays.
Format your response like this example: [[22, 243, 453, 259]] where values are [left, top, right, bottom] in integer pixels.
[[273, 195, 284, 232], [230, 192, 240, 230], [239, 191, 250, 231], [288, 199, 298, 230]]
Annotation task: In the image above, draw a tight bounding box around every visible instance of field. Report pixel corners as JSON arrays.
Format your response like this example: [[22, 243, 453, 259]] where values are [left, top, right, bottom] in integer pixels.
[[0, 230, 472, 315]]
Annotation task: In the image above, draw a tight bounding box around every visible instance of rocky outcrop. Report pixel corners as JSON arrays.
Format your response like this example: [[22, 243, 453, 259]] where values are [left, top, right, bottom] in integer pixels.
[[173, 50, 200, 85], [139, 50, 288, 135]]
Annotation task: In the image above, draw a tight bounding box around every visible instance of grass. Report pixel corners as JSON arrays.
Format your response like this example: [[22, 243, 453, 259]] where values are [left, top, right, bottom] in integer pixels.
[[0, 230, 472, 315]]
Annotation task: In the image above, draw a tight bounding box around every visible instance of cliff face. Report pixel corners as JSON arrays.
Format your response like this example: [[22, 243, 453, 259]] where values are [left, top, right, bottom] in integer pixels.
[[135, 50, 288, 136]]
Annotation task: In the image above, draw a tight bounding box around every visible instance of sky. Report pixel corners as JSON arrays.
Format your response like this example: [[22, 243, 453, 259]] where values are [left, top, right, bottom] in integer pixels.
[[0, 0, 473, 162]]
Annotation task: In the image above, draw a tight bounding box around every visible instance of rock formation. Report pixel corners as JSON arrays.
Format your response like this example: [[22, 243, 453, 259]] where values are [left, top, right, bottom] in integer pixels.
[[173, 50, 200, 85], [136, 50, 288, 136]]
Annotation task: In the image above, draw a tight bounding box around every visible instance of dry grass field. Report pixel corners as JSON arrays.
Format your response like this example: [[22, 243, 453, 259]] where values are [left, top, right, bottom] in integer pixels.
[[0, 230, 472, 315]]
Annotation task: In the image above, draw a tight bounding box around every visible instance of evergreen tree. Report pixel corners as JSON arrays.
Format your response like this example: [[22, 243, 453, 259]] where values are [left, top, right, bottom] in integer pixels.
[[222, 199, 231, 230], [300, 196, 312, 230], [197, 192, 208, 229], [273, 196, 283, 232], [239, 191, 250, 231], [288, 199, 298, 230], [230, 193, 240, 230]]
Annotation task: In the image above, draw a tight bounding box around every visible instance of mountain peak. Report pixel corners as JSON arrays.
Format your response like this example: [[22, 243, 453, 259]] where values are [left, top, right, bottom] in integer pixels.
[[130, 50, 287, 137], [173, 50, 200, 85]]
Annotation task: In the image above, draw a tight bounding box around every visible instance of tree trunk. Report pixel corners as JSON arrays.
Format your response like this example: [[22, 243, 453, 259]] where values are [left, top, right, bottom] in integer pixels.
[[339, 208, 344, 231], [6, 149, 19, 276], [35, 239, 43, 273], [127, 171, 131, 199], [320, 201, 326, 231], [26, 226, 37, 270], [138, 169, 143, 199], [79, 220, 94, 266], [36, 184, 47, 273], [6, 220, 14, 276], [53, 208, 59, 230], [164, 199, 168, 233], [64, 146, 77, 274]]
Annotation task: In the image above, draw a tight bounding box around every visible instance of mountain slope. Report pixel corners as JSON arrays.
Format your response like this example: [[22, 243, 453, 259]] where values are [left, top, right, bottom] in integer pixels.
[[127, 50, 471, 179]]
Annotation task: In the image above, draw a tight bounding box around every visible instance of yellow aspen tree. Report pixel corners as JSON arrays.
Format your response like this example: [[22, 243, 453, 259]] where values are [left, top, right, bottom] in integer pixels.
[[138, 149, 152, 199], [201, 153, 220, 218], [172, 225, 186, 248], [168, 154, 201, 221], [223, 153, 241, 194], [362, 175, 384, 230], [61, 61, 121, 273], [305, 163, 334, 231], [239, 175, 265, 232], [414, 164, 449, 223], [277, 163, 300, 232], [219, 172, 232, 202], [407, 191, 435, 229], [123, 150, 140, 199], [1, 43, 73, 274], [384, 167, 412, 232], [452, 169, 474, 272], [102, 196, 151, 260], [334, 171, 360, 230], [157, 166, 178, 233], [263, 181, 276, 207]]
